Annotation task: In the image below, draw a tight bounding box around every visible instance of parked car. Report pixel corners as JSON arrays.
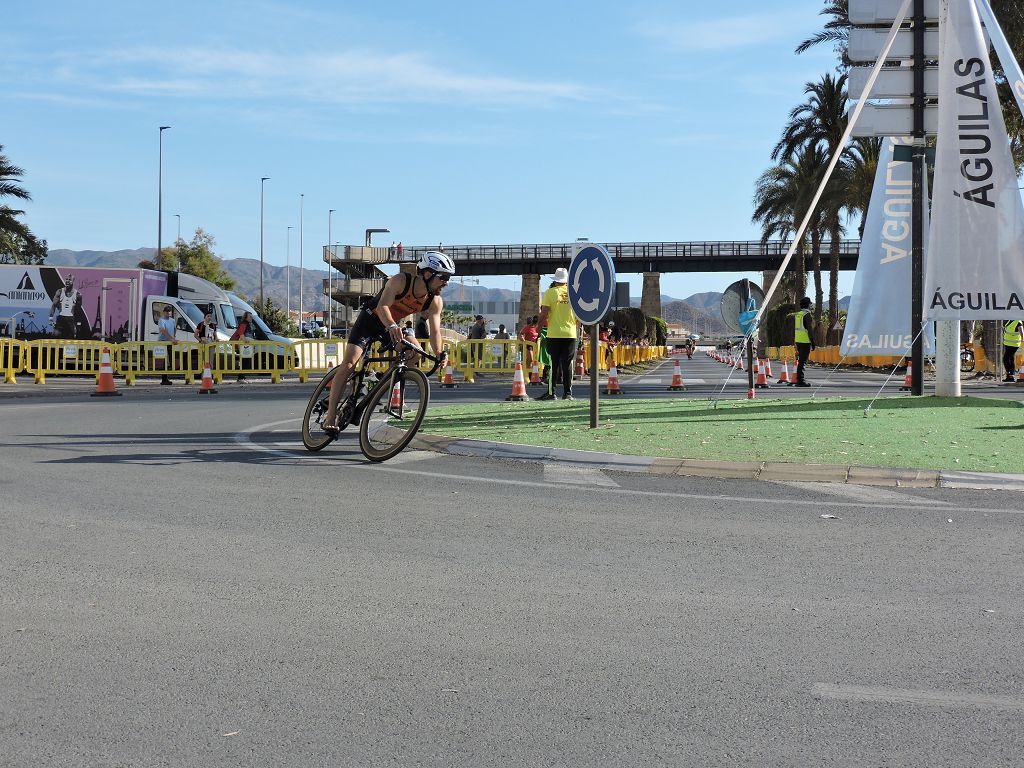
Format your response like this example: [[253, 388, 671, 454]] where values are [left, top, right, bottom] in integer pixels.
[[301, 320, 326, 338]]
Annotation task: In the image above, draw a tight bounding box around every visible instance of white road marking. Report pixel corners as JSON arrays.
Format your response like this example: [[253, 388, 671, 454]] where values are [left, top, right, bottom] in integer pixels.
[[812, 683, 1024, 712], [368, 449, 436, 466], [773, 481, 951, 506], [543, 464, 620, 487]]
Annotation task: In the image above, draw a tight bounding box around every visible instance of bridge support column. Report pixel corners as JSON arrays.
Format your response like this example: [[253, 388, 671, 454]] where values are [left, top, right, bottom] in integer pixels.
[[641, 273, 662, 318], [519, 273, 541, 329]]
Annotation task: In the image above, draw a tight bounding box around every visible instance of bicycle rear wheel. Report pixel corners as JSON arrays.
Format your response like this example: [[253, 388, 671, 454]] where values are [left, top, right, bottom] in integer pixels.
[[302, 367, 356, 452], [358, 368, 430, 462]]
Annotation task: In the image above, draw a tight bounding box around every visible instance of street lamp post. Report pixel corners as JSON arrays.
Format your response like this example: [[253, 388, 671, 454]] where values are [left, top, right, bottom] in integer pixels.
[[328, 209, 335, 330], [260, 177, 270, 306], [286, 226, 293, 320], [157, 126, 170, 268], [174, 214, 181, 244], [299, 194, 304, 328]]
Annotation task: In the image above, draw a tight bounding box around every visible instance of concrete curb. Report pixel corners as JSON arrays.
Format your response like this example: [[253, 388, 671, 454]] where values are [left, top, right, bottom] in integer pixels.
[[410, 432, 1024, 490]]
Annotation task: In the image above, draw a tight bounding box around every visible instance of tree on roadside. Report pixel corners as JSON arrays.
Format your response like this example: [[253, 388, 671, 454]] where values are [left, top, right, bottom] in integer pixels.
[[138, 227, 235, 290], [250, 296, 297, 336], [0, 145, 47, 264]]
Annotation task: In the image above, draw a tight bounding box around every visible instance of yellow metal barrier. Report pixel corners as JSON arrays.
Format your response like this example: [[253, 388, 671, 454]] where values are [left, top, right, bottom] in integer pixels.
[[2, 338, 24, 384], [208, 340, 295, 383], [293, 338, 345, 383], [25, 339, 111, 384], [457, 339, 537, 383], [115, 341, 206, 385]]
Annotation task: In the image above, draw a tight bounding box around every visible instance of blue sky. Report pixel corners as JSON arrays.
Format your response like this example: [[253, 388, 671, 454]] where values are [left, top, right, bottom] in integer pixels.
[[4, 0, 853, 300]]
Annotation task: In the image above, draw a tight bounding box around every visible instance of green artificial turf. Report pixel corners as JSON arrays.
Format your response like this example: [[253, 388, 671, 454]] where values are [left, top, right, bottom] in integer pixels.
[[419, 396, 1024, 473]]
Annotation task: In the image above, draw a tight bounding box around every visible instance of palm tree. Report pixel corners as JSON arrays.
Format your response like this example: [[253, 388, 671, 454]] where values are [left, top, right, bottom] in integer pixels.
[[773, 73, 850, 338], [795, 1, 851, 67], [752, 146, 828, 306], [0, 145, 45, 264]]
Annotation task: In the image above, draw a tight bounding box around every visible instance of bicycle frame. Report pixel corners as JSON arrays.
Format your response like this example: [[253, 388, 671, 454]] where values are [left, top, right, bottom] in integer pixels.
[[342, 340, 442, 427]]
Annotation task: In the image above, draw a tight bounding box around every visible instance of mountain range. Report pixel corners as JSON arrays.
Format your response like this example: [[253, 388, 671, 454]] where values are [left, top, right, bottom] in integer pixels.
[[45, 248, 849, 330]]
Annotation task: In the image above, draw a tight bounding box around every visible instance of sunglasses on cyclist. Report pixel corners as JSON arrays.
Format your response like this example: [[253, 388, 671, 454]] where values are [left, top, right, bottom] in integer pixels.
[[432, 272, 451, 283]]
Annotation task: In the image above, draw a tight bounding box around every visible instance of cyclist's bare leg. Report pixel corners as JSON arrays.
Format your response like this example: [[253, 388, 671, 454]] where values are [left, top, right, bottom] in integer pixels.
[[323, 344, 364, 429]]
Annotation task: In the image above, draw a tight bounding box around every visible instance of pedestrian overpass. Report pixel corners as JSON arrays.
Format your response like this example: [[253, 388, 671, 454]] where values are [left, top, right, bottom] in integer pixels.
[[321, 239, 861, 329]]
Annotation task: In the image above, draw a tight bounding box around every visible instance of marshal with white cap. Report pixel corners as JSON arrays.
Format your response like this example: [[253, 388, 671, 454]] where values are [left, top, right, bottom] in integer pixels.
[[568, 244, 616, 326]]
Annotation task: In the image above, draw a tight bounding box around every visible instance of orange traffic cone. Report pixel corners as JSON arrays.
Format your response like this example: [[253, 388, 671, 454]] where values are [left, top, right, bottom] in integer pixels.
[[755, 359, 770, 389], [1016, 366, 1024, 384], [778, 359, 791, 385], [900, 361, 913, 391], [389, 381, 403, 412], [198, 358, 218, 395], [440, 363, 458, 388], [575, 348, 586, 378], [529, 363, 541, 385], [736, 356, 744, 371], [91, 346, 122, 397], [605, 365, 623, 395], [764, 358, 772, 378], [505, 361, 530, 401], [667, 359, 686, 391]]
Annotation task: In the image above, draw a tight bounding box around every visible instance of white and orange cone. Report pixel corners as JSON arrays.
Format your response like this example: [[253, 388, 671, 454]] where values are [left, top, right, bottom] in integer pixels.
[[92, 346, 122, 397], [505, 361, 530, 401], [667, 359, 686, 391], [900, 361, 913, 391], [755, 359, 770, 389], [440, 363, 458, 388], [764, 358, 772, 379], [575, 348, 586, 378], [529, 363, 541, 385], [389, 381, 403, 410], [605, 365, 623, 395], [198, 358, 218, 395], [778, 359, 791, 385]]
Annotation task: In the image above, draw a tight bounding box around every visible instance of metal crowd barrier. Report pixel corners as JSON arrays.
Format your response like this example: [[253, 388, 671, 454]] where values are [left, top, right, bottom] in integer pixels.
[[207, 340, 295, 384], [293, 338, 346, 383], [116, 341, 205, 385], [25, 339, 110, 384], [1, 338, 24, 384]]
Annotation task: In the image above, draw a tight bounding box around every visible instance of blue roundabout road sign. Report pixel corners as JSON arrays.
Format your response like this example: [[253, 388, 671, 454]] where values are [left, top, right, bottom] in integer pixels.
[[568, 244, 616, 326]]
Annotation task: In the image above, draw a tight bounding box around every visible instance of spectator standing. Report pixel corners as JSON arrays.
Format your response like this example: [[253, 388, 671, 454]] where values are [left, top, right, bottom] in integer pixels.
[[1003, 319, 1023, 382], [467, 314, 487, 366], [792, 297, 815, 387], [495, 323, 511, 367], [230, 311, 255, 382], [157, 305, 177, 385], [415, 314, 429, 341], [537, 267, 579, 400], [403, 320, 415, 339], [519, 316, 539, 373]]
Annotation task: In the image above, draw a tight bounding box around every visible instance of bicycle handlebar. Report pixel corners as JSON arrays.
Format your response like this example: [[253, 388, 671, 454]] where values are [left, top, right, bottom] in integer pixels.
[[399, 338, 445, 377]]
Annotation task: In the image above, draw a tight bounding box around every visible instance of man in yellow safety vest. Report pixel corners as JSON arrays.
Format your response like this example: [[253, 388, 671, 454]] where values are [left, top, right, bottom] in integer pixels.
[[793, 297, 815, 387], [1002, 319, 1022, 382]]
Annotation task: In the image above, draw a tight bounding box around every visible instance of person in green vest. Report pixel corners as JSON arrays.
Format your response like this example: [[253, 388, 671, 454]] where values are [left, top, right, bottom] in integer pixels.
[[1002, 319, 1022, 382], [792, 296, 815, 387]]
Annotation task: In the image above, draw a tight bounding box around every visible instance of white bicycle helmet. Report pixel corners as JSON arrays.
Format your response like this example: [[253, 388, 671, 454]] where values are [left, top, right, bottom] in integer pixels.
[[417, 250, 456, 276]]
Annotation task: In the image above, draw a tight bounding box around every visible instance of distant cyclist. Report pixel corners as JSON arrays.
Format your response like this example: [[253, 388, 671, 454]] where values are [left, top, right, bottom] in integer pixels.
[[322, 251, 453, 434]]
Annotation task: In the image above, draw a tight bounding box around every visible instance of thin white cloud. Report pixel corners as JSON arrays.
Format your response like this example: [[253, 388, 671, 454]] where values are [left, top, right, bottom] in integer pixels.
[[634, 10, 814, 52], [33, 47, 592, 108]]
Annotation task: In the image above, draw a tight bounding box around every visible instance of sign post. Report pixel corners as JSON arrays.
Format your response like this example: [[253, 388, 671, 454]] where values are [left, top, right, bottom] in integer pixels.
[[568, 244, 616, 429]]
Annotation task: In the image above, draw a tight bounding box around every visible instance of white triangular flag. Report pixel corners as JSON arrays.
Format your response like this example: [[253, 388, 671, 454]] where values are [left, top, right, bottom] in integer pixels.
[[924, 0, 1024, 320], [842, 137, 934, 355]]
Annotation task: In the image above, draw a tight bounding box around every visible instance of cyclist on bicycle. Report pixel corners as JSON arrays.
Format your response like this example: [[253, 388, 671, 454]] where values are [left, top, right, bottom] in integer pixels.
[[322, 250, 454, 434]]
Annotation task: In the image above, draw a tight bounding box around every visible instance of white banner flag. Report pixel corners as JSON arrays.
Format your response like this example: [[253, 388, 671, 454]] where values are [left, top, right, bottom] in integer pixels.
[[924, 0, 1024, 320], [975, 0, 1024, 119], [842, 137, 934, 355]]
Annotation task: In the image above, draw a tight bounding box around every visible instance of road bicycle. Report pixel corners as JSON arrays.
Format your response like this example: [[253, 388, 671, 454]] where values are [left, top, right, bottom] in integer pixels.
[[960, 344, 976, 373], [301, 339, 443, 461]]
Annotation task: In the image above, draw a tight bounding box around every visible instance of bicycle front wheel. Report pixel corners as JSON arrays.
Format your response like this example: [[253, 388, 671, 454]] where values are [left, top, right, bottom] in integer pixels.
[[302, 367, 356, 452], [358, 368, 430, 462]]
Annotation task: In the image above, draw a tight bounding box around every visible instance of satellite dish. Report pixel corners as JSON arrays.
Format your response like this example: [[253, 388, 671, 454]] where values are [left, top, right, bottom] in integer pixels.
[[720, 279, 766, 335]]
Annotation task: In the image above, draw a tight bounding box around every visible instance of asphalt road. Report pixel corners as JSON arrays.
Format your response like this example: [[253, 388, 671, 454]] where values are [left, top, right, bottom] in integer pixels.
[[2, 372, 1023, 767]]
